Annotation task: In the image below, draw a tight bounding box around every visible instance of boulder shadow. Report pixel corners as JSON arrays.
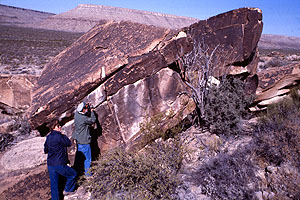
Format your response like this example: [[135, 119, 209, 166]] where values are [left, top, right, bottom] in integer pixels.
[[90, 111, 102, 161]]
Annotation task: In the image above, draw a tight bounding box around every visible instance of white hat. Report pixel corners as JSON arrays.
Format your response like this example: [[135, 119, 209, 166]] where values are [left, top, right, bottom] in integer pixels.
[[76, 102, 86, 112]]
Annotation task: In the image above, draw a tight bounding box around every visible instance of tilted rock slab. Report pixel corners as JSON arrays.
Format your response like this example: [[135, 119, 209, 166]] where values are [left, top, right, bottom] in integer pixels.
[[28, 8, 263, 152], [253, 63, 300, 109]]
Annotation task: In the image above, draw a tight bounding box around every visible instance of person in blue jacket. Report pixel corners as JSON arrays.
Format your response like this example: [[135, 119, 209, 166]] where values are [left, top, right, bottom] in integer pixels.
[[44, 120, 77, 200]]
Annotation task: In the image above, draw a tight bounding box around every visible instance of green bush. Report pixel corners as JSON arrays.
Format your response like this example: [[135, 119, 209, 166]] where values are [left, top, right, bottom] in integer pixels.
[[84, 138, 184, 200], [254, 97, 300, 168], [204, 78, 254, 135], [190, 146, 259, 200], [253, 96, 300, 198]]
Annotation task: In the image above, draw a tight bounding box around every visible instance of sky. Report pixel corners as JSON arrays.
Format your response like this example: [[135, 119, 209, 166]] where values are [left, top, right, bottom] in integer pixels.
[[1, 0, 300, 37]]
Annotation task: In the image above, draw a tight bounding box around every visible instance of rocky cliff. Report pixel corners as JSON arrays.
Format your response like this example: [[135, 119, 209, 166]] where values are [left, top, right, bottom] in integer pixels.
[[28, 7, 263, 152]]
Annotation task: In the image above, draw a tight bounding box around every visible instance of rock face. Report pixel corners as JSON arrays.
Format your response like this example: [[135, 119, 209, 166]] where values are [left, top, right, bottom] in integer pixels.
[[0, 74, 38, 111], [28, 7, 263, 153], [38, 4, 198, 32], [0, 137, 46, 171], [254, 63, 300, 108]]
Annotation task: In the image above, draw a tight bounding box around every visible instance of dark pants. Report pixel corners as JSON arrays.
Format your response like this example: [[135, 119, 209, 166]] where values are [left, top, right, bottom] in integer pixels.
[[48, 165, 77, 200]]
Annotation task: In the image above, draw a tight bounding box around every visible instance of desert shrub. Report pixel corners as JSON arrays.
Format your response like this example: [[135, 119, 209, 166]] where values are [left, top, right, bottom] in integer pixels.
[[85, 138, 184, 200], [0, 133, 14, 152], [251, 95, 300, 198], [204, 78, 254, 136], [264, 164, 300, 200], [190, 147, 259, 200], [254, 97, 300, 168]]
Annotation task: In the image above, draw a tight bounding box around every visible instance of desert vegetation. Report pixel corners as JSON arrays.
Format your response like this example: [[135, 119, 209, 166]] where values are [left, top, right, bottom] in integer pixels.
[[84, 139, 184, 199], [0, 25, 82, 74], [258, 49, 300, 71]]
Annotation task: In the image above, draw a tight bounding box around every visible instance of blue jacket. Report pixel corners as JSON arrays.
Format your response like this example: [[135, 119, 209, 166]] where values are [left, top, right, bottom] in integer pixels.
[[44, 130, 71, 166]]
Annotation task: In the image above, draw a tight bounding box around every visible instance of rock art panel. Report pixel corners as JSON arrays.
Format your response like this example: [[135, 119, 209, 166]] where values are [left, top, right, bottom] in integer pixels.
[[183, 7, 263, 76], [28, 8, 263, 152], [0, 74, 38, 110]]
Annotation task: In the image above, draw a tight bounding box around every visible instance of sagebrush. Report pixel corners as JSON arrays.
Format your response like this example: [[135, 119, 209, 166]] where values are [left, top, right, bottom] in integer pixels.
[[204, 77, 254, 135], [254, 96, 300, 168], [85, 139, 184, 199], [253, 95, 300, 198]]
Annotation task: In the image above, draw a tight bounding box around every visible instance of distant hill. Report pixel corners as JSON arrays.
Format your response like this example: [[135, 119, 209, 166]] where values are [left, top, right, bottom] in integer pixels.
[[0, 4, 54, 27], [258, 34, 300, 52], [1, 4, 300, 52], [37, 4, 198, 32]]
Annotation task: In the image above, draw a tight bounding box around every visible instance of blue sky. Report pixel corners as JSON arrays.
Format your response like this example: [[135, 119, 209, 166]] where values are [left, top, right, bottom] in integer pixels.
[[1, 0, 300, 37]]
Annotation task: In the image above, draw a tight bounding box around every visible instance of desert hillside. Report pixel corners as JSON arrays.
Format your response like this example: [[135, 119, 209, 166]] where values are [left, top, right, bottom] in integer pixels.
[[258, 34, 300, 52], [1, 3, 300, 52], [0, 4, 54, 27], [37, 4, 199, 32]]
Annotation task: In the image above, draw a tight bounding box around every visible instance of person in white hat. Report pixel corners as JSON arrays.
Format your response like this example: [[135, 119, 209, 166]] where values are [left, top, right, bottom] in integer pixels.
[[72, 102, 96, 176]]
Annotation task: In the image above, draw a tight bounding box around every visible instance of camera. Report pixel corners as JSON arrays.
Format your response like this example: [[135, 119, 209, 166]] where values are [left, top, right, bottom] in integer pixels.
[[84, 103, 94, 116]]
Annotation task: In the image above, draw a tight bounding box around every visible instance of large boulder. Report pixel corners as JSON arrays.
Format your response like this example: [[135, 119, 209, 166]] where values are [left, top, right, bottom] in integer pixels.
[[0, 137, 46, 171], [0, 137, 50, 199], [28, 7, 263, 152]]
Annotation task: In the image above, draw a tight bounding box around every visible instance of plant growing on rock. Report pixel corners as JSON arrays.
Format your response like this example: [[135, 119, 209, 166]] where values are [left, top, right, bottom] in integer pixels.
[[138, 109, 185, 147], [179, 40, 253, 135]]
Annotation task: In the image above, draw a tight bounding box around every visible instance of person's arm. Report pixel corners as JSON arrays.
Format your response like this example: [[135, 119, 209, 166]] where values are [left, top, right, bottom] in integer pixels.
[[60, 134, 72, 147], [44, 138, 48, 154], [83, 111, 96, 125]]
